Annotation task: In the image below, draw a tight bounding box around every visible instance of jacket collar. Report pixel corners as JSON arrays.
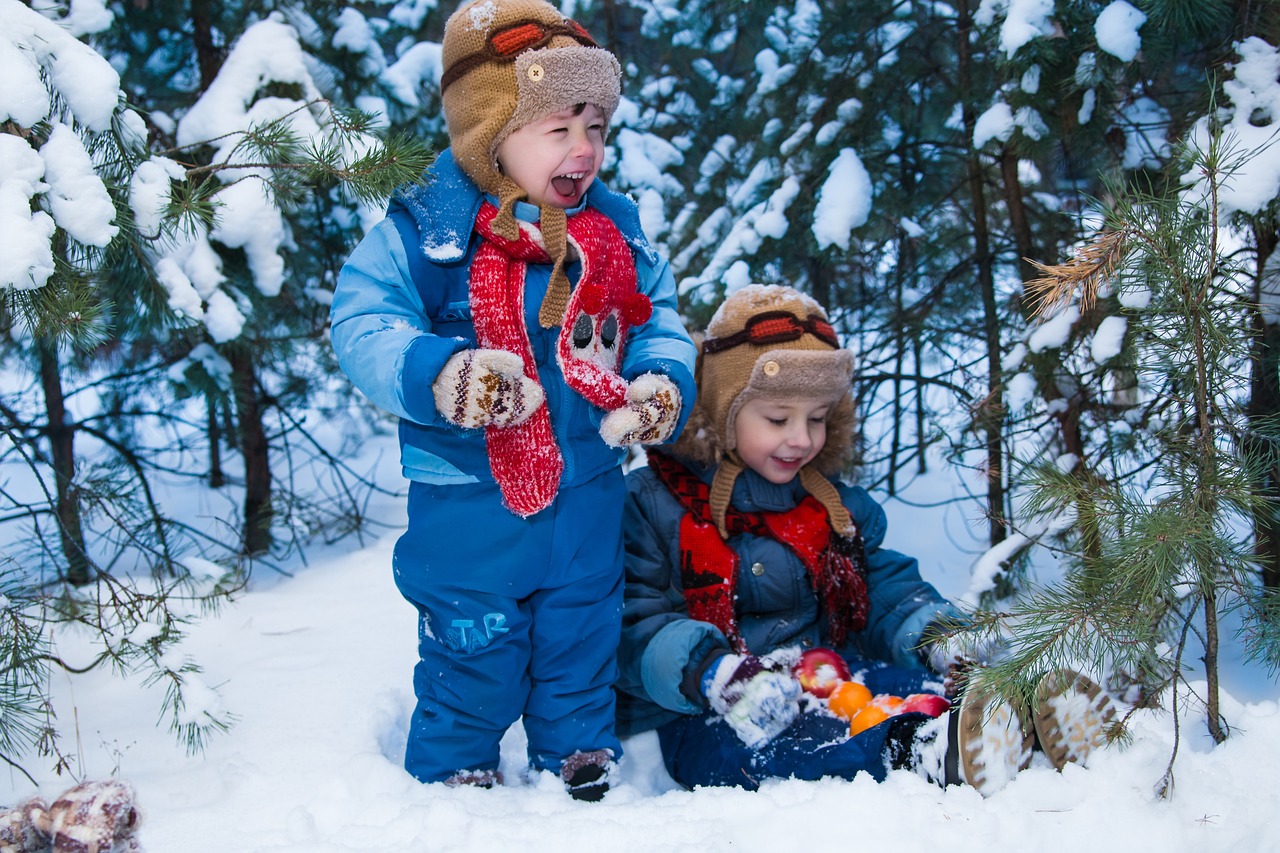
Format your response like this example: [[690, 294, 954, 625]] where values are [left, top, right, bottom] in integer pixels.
[[390, 147, 659, 267], [677, 454, 805, 514]]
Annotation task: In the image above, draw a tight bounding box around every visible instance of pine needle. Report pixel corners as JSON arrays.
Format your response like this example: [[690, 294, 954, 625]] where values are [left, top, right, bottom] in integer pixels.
[[1024, 228, 1129, 319]]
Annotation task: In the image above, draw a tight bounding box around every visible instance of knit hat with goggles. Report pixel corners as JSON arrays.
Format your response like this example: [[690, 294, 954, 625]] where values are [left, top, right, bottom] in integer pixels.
[[440, 0, 622, 327], [685, 285, 856, 538]]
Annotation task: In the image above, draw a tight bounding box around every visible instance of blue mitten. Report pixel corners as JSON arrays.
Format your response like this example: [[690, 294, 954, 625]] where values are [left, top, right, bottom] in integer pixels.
[[703, 654, 801, 749]]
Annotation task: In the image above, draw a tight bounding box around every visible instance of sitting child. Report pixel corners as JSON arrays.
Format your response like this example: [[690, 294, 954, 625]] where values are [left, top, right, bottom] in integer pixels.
[[616, 284, 1117, 794]]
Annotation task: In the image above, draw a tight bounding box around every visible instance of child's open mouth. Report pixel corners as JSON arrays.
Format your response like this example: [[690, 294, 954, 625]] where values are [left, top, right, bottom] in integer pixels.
[[551, 172, 585, 201]]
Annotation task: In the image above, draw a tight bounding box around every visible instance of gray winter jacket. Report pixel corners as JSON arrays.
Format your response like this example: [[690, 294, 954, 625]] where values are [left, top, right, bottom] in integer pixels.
[[616, 455, 963, 737]]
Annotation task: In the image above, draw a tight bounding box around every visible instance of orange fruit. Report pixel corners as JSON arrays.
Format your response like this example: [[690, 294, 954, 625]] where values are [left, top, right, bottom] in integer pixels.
[[847, 694, 905, 736], [828, 681, 873, 720]]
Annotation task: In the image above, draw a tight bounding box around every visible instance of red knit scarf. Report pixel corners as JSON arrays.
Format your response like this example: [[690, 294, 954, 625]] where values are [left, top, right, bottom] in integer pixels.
[[470, 202, 652, 517], [646, 451, 870, 652]]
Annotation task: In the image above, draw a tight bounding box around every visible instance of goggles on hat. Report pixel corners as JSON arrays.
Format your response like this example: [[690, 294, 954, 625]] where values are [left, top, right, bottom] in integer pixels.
[[441, 18, 599, 94], [702, 310, 839, 355]]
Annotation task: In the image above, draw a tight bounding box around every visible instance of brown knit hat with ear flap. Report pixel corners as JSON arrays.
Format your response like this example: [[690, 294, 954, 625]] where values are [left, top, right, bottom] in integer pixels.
[[441, 0, 622, 328], [676, 284, 857, 538]]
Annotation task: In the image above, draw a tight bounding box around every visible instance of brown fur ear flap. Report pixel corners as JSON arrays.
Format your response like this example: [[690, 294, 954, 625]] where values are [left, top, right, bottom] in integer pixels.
[[811, 392, 856, 476], [671, 334, 722, 467]]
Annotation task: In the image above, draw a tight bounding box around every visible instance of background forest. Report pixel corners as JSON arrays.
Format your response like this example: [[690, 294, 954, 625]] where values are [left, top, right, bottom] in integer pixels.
[[3, 0, 1280, 793]]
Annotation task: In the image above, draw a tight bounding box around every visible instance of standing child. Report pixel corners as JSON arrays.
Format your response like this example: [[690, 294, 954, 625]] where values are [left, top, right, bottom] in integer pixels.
[[617, 285, 1118, 795], [330, 0, 697, 801]]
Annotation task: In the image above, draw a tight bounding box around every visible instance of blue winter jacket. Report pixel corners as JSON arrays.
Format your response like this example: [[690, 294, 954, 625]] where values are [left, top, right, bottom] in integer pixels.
[[617, 456, 964, 737], [330, 150, 697, 488]]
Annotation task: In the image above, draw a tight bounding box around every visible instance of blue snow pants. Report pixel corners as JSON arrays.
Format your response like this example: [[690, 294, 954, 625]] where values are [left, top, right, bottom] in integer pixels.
[[392, 468, 625, 783], [657, 661, 935, 790]]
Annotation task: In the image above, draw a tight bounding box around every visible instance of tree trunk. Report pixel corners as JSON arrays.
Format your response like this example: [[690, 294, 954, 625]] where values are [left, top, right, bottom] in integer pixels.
[[1000, 148, 1038, 286], [191, 0, 222, 92], [230, 348, 272, 556], [957, 0, 1006, 545], [207, 394, 225, 489], [1204, 585, 1226, 743], [889, 232, 907, 496], [1248, 221, 1280, 588], [914, 333, 927, 475], [1002, 146, 1104, 566], [37, 342, 91, 585]]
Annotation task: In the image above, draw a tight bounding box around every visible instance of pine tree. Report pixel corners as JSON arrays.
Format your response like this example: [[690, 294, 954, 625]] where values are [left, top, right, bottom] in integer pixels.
[[0, 0, 428, 777], [964, 118, 1280, 795], [86, 2, 435, 558]]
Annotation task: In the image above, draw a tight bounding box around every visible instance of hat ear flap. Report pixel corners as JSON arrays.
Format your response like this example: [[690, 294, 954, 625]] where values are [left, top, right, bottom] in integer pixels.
[[811, 393, 855, 475], [671, 336, 724, 468]]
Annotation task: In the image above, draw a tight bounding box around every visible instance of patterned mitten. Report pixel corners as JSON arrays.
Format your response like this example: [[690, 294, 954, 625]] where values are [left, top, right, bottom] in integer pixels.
[[598, 373, 681, 448], [432, 349, 545, 429], [45, 780, 143, 853], [704, 653, 802, 749], [0, 795, 50, 853]]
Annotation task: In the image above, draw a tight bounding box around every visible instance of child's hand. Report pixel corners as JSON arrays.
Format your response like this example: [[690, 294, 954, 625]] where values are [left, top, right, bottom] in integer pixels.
[[598, 373, 681, 447], [432, 349, 544, 429], [704, 654, 802, 749]]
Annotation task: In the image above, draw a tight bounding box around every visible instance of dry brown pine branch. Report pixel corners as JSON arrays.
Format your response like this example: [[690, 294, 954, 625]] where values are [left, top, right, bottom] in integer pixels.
[[1024, 228, 1129, 320]]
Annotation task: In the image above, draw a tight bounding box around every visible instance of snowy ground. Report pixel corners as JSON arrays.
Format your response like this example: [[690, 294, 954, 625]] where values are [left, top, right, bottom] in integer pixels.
[[4, 442, 1280, 852]]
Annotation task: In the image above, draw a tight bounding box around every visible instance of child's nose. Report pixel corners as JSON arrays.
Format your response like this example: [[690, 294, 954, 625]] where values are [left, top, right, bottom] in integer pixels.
[[568, 128, 594, 157], [785, 422, 812, 448]]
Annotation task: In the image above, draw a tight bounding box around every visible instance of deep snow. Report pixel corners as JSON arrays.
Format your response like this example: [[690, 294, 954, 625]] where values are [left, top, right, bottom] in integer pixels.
[[5, 438, 1280, 853]]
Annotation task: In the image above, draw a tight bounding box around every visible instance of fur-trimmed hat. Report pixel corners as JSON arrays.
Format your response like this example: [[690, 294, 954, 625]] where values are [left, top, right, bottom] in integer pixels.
[[441, 0, 621, 327], [673, 284, 857, 537]]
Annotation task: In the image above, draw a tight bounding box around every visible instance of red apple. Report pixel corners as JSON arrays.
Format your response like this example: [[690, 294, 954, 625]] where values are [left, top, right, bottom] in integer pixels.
[[793, 648, 853, 698], [898, 693, 952, 718]]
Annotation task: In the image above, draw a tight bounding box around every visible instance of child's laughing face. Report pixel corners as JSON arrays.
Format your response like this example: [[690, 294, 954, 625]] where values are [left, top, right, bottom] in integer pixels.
[[496, 103, 606, 209]]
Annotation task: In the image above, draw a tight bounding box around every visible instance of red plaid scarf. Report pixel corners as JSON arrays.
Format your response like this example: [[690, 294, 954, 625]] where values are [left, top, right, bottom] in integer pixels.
[[470, 202, 651, 517], [646, 451, 869, 652]]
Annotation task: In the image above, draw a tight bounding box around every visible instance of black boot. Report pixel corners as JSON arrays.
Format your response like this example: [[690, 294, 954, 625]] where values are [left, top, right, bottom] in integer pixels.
[[560, 749, 612, 802], [883, 689, 1033, 796]]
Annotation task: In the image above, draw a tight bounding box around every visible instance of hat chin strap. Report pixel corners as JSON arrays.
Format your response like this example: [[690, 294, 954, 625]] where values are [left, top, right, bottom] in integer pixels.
[[798, 466, 854, 537], [709, 452, 854, 540], [537, 205, 570, 328], [488, 176, 525, 240], [487, 179, 573, 331], [709, 454, 744, 539]]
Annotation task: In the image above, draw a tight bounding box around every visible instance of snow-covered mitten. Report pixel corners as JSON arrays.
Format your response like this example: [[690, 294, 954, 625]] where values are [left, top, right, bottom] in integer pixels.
[[0, 795, 51, 853], [432, 349, 545, 429], [704, 654, 802, 749], [923, 625, 1000, 695], [45, 779, 142, 853], [443, 769, 503, 788], [598, 373, 681, 448]]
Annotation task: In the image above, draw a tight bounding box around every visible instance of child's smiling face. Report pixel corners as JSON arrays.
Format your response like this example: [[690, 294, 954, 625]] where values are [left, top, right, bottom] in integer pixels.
[[733, 396, 831, 485], [496, 103, 606, 209]]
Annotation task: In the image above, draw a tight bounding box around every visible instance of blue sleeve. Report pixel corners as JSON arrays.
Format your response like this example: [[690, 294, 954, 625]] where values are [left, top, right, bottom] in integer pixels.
[[329, 217, 470, 425], [618, 467, 729, 714], [621, 256, 698, 441], [643, 621, 727, 714], [842, 483, 965, 669]]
